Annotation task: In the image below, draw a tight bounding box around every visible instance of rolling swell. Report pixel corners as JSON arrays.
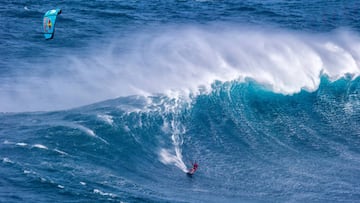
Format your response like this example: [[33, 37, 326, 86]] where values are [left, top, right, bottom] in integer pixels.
[[1, 76, 359, 202]]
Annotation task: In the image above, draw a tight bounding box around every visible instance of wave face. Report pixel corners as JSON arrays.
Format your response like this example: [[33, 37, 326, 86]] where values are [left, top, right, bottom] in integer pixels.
[[1, 0, 360, 202], [1, 77, 359, 202]]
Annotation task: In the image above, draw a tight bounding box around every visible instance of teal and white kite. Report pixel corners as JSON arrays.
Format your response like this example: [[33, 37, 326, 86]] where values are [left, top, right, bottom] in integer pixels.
[[43, 8, 62, 40]]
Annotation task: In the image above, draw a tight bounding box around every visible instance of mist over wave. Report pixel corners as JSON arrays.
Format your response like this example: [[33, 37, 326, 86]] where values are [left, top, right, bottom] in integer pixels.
[[1, 25, 360, 112]]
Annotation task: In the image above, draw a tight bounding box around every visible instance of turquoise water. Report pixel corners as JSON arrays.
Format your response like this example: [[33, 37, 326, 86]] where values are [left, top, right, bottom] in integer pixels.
[[1, 1, 360, 202]]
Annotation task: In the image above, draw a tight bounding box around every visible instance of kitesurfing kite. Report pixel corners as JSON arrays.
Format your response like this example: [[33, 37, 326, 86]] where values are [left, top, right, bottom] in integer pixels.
[[43, 8, 61, 40]]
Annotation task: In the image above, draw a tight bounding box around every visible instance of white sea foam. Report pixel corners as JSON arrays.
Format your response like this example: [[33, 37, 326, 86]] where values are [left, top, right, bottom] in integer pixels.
[[23, 170, 34, 174], [159, 148, 187, 172], [123, 125, 130, 132], [2, 157, 13, 164], [32, 144, 48, 150], [16, 142, 27, 146], [73, 124, 109, 144], [97, 114, 114, 125], [93, 189, 116, 198], [159, 105, 188, 173], [1, 25, 359, 112], [54, 149, 68, 155], [3, 140, 14, 145], [81, 126, 96, 137]]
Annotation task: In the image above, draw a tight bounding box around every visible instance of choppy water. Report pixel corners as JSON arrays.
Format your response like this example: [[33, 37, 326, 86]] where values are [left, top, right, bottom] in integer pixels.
[[1, 1, 360, 202]]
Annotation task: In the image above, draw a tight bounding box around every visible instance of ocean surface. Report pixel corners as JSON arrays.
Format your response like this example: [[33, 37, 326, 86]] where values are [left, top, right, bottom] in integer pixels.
[[1, 0, 360, 202]]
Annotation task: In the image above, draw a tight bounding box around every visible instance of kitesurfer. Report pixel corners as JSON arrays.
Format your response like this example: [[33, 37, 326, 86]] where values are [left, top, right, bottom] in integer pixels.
[[188, 161, 198, 175]]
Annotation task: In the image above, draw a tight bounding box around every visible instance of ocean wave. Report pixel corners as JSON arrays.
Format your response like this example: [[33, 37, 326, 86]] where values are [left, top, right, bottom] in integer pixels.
[[1, 25, 359, 112]]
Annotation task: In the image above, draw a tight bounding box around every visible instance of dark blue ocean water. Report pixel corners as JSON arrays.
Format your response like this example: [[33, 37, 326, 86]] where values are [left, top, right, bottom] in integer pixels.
[[1, 1, 360, 202]]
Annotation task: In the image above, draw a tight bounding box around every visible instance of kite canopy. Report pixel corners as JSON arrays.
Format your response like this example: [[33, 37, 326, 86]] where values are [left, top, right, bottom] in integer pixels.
[[43, 8, 61, 40]]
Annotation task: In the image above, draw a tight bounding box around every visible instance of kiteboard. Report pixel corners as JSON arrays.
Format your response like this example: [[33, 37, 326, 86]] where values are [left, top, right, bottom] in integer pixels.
[[186, 168, 196, 176], [187, 171, 194, 176]]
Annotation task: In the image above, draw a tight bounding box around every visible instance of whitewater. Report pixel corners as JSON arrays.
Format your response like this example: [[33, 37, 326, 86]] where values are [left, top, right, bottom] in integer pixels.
[[1, 0, 359, 202]]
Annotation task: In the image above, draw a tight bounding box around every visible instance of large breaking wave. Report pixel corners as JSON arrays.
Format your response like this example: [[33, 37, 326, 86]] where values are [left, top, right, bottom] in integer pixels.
[[1, 76, 359, 202]]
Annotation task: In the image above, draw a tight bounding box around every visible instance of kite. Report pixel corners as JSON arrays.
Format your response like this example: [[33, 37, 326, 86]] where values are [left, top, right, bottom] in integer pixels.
[[43, 9, 62, 40]]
